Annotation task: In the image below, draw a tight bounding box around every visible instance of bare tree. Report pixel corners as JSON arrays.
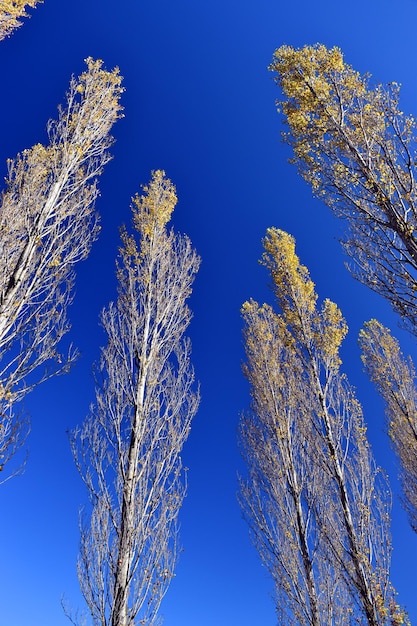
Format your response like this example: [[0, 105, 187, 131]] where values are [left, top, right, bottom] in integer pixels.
[[269, 44, 417, 336], [0, 1, 42, 41], [71, 171, 200, 626], [240, 228, 407, 625], [0, 57, 123, 479], [360, 319, 417, 534]]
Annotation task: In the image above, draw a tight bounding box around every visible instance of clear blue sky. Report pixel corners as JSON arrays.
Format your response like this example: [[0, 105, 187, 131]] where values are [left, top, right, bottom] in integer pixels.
[[0, 1, 416, 624]]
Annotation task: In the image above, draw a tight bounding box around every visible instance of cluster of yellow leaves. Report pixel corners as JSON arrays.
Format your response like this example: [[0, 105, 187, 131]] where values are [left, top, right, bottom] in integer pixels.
[[359, 319, 417, 439], [6, 143, 53, 197], [360, 320, 401, 394], [0, 383, 12, 402], [269, 44, 411, 208], [259, 228, 347, 365], [65, 57, 124, 157], [261, 228, 316, 325], [270, 45, 358, 132], [0, 0, 42, 40], [132, 170, 178, 239], [318, 298, 348, 365], [270, 44, 417, 245], [241, 299, 290, 393], [269, 44, 366, 174]]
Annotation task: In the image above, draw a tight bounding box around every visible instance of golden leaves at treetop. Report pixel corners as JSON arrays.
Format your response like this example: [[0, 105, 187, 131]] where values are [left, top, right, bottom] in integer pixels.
[[269, 43, 417, 335], [248, 228, 347, 369], [270, 44, 349, 120], [0, 0, 42, 41], [261, 228, 316, 327], [269, 43, 396, 200], [269, 44, 367, 174], [61, 57, 124, 161], [132, 170, 178, 240]]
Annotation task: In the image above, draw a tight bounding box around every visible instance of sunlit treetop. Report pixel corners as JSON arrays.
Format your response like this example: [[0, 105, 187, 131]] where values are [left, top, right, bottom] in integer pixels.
[[269, 44, 388, 170], [258, 228, 347, 367], [55, 56, 124, 163], [132, 169, 178, 240], [0, 1, 42, 40], [270, 44, 364, 136], [269, 44, 417, 336], [117, 171, 197, 319]]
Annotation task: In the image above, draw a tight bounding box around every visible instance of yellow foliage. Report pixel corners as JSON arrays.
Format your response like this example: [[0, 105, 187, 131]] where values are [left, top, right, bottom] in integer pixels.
[[247, 228, 347, 374], [269, 43, 417, 339], [261, 228, 317, 331], [318, 298, 348, 364], [68, 57, 124, 148], [132, 170, 178, 240], [0, 0, 42, 40], [48, 256, 61, 268], [268, 43, 397, 206]]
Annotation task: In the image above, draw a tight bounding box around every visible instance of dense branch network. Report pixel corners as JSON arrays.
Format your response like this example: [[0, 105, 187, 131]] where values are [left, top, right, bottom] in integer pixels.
[[360, 320, 417, 534], [270, 44, 417, 335], [240, 228, 407, 625], [0, 57, 123, 478], [71, 171, 200, 626]]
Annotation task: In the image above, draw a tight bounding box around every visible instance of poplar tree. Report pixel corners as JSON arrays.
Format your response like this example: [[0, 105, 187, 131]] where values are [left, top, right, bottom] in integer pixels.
[[270, 43, 417, 541], [71, 171, 200, 626], [360, 319, 417, 533], [240, 228, 406, 625], [269, 44, 417, 336], [0, 58, 123, 478]]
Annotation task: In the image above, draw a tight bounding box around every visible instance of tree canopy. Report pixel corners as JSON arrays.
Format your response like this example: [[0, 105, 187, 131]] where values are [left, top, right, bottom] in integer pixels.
[[270, 44, 417, 335]]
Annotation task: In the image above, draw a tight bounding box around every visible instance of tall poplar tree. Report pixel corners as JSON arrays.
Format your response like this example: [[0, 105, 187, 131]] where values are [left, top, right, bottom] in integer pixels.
[[240, 228, 406, 625], [270, 42, 417, 540], [270, 44, 417, 336], [71, 171, 200, 626], [0, 58, 123, 479]]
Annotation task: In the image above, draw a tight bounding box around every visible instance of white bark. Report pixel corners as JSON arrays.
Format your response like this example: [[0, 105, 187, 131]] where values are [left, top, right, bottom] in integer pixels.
[[0, 58, 123, 478], [240, 229, 403, 625], [72, 172, 200, 626]]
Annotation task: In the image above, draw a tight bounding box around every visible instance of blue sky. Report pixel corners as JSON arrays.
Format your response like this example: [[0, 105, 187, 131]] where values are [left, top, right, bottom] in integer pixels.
[[0, 0, 416, 624]]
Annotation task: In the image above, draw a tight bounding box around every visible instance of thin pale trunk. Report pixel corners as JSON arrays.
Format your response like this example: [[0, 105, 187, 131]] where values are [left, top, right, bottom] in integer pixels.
[[293, 483, 321, 626], [313, 366, 380, 626], [111, 259, 154, 626], [291, 276, 380, 626], [0, 176, 67, 340]]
